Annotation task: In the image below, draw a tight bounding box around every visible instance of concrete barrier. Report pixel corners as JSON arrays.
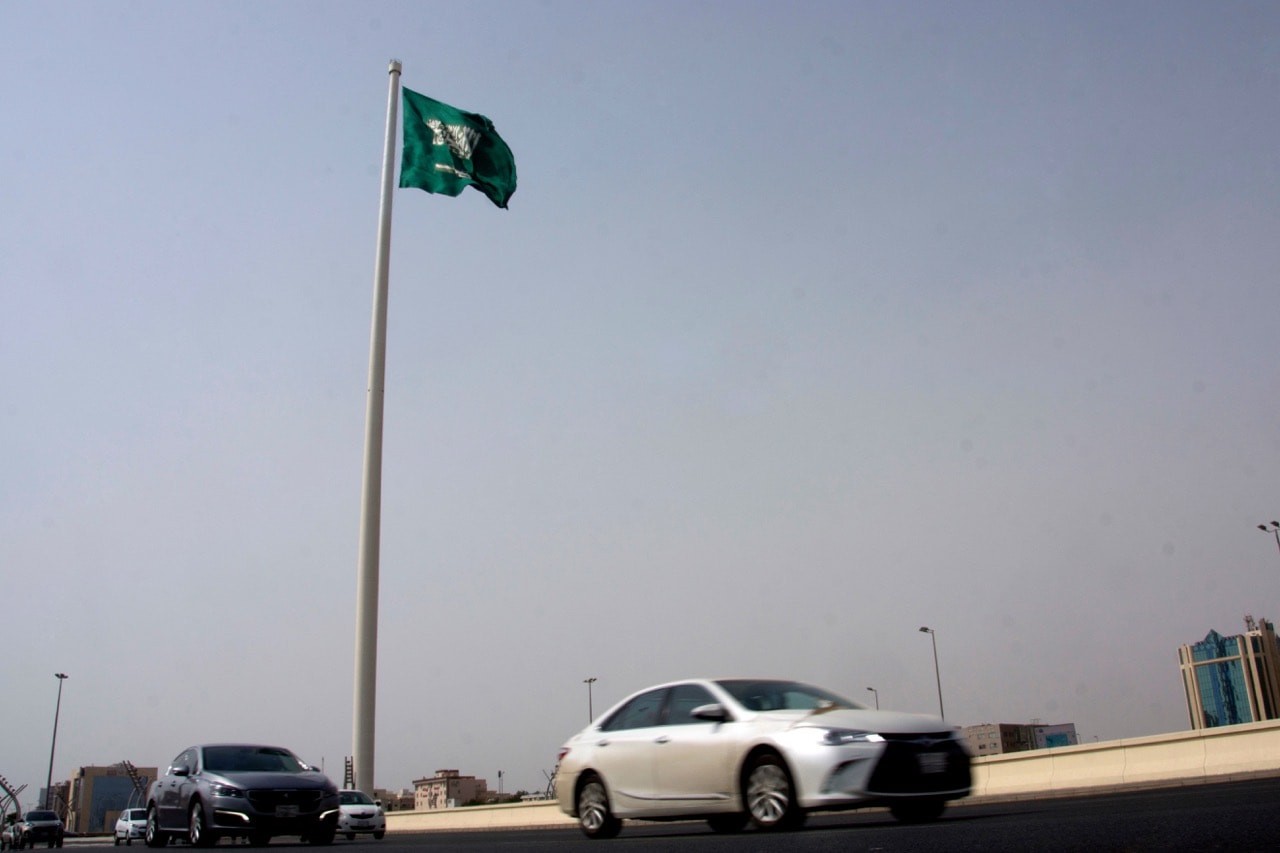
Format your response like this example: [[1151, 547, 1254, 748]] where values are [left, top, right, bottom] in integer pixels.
[[385, 720, 1280, 832], [971, 719, 1280, 798]]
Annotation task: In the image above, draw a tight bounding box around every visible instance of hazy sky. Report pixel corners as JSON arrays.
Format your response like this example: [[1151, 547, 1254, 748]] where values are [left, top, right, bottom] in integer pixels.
[[3, 0, 1279, 803]]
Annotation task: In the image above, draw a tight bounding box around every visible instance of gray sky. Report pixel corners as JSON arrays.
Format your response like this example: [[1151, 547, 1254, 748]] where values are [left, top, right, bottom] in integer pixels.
[[3, 0, 1279, 801]]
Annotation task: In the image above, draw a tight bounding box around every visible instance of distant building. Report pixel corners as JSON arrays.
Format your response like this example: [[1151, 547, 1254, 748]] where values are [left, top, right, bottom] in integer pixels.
[[65, 764, 157, 835], [412, 770, 490, 810], [372, 788, 414, 811], [1179, 615, 1280, 729], [964, 722, 1078, 756]]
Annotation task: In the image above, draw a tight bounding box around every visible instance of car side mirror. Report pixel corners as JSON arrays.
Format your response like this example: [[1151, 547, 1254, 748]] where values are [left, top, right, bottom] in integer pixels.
[[172, 765, 190, 777], [692, 703, 730, 722]]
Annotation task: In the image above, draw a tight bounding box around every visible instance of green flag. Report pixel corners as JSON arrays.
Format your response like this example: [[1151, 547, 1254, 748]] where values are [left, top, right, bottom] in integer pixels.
[[399, 87, 517, 209]]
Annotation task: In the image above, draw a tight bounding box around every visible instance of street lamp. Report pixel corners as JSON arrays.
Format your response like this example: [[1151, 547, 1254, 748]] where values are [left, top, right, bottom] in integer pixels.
[[919, 627, 945, 719], [1257, 521, 1280, 558], [583, 677, 597, 722], [865, 686, 879, 710], [45, 673, 68, 810]]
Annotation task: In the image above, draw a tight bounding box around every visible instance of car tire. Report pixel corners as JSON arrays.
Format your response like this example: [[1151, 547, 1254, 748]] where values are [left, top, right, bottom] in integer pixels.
[[889, 797, 946, 823], [247, 832, 270, 847], [344, 834, 354, 842], [145, 805, 168, 848], [575, 775, 621, 840], [744, 752, 805, 831], [188, 802, 215, 848], [372, 832, 384, 841], [307, 825, 336, 846]]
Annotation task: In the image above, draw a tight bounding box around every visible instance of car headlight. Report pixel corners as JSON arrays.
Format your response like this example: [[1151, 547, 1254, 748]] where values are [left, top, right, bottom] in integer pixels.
[[208, 783, 244, 797], [821, 728, 886, 745]]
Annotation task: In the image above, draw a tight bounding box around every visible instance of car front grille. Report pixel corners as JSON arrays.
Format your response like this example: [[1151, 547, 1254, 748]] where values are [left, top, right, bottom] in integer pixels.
[[245, 789, 323, 812], [866, 732, 971, 795]]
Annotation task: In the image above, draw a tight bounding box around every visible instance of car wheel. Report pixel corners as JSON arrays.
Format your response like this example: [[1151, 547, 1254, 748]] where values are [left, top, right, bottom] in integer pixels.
[[188, 802, 215, 848], [706, 814, 748, 833], [145, 806, 168, 848], [371, 832, 384, 841], [247, 832, 270, 847], [889, 797, 946, 823], [575, 775, 621, 840], [307, 826, 335, 846], [744, 752, 805, 831], [344, 834, 354, 842]]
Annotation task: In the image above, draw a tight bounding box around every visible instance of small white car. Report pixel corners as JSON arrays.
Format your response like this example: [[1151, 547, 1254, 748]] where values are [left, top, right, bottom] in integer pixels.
[[114, 809, 147, 846], [336, 790, 385, 840]]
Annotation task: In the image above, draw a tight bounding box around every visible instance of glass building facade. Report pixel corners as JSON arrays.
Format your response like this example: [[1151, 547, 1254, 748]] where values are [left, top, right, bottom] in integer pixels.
[[1179, 617, 1280, 731]]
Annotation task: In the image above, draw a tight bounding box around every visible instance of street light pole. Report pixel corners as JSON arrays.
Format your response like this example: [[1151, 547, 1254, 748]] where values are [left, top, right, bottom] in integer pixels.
[[919, 627, 944, 719], [45, 673, 68, 810], [583, 677, 597, 722], [865, 686, 879, 710], [1257, 521, 1280, 559]]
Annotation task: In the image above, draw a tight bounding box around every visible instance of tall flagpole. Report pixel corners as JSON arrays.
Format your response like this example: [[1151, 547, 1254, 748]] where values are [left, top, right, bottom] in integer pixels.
[[353, 58, 402, 796]]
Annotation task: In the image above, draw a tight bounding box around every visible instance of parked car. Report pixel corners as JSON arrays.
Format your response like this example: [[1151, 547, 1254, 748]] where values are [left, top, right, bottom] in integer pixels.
[[1, 823, 17, 851], [14, 811, 63, 849], [555, 677, 971, 838], [114, 809, 148, 846], [336, 790, 385, 840], [144, 744, 340, 847]]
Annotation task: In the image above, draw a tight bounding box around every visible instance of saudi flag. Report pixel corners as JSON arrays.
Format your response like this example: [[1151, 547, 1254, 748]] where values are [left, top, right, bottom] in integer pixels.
[[399, 87, 517, 209]]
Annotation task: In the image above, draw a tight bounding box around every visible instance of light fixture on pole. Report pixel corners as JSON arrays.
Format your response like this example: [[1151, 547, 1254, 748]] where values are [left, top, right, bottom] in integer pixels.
[[919, 627, 945, 719], [583, 677, 598, 722], [45, 673, 69, 810], [1257, 521, 1280, 558], [865, 686, 879, 710]]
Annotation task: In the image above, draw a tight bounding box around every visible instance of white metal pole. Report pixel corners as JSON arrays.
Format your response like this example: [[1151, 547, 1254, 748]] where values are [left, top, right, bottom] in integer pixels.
[[353, 58, 401, 796]]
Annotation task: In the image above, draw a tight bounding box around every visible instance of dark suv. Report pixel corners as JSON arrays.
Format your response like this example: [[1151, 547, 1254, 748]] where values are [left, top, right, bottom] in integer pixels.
[[15, 811, 64, 849], [145, 744, 340, 847]]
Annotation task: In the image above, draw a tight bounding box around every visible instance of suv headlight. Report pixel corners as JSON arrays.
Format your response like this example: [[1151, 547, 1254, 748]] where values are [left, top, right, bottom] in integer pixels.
[[821, 729, 886, 745], [208, 783, 244, 797]]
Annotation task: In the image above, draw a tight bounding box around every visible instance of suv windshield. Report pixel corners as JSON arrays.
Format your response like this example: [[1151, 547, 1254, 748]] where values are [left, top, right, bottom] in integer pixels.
[[24, 812, 58, 822], [203, 746, 305, 773], [715, 679, 858, 711], [339, 791, 374, 806]]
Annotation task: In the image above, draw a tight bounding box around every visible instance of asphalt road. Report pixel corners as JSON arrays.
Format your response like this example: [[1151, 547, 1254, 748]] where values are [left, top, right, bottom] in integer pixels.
[[70, 777, 1280, 852]]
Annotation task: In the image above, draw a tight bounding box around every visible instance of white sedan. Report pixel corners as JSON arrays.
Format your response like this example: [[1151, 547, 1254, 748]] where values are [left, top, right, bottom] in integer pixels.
[[336, 790, 385, 840], [114, 809, 147, 845], [555, 678, 971, 838]]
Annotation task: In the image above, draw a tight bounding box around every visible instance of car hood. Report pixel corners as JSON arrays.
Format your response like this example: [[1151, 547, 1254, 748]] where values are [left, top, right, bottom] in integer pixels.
[[205, 771, 334, 790], [768, 707, 953, 734]]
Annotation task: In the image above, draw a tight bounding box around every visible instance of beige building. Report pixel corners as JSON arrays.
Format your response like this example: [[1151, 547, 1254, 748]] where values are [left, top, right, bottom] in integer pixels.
[[65, 764, 158, 835], [412, 770, 489, 810], [964, 722, 1078, 756]]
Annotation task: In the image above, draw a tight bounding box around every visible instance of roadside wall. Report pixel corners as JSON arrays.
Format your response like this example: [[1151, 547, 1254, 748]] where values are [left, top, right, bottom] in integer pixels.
[[971, 718, 1280, 798], [384, 720, 1280, 833]]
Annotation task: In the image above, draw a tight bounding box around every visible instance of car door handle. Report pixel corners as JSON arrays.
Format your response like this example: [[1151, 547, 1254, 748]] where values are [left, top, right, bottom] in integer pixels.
[[596, 739, 610, 747], [654, 736, 669, 744]]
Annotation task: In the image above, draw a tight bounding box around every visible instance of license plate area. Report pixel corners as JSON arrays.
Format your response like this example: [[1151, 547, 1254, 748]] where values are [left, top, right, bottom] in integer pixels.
[[274, 805, 300, 818], [917, 752, 948, 774]]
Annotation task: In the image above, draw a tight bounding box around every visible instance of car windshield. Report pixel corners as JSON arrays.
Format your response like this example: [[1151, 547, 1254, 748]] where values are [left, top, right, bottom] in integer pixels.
[[339, 791, 374, 805], [203, 746, 305, 773], [25, 812, 58, 822], [715, 679, 860, 712], [127, 810, 147, 820]]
